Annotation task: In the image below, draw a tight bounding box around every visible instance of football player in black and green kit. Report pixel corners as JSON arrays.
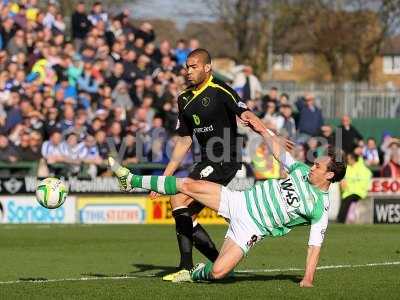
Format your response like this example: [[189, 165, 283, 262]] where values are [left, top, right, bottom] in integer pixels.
[[148, 48, 272, 281]]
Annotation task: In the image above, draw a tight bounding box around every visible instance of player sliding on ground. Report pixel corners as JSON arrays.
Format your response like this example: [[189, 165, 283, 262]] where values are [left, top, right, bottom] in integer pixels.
[[109, 121, 346, 287]]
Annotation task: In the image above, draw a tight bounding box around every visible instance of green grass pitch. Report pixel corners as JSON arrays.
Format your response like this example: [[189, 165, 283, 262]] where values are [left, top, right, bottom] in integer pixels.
[[0, 224, 399, 299]]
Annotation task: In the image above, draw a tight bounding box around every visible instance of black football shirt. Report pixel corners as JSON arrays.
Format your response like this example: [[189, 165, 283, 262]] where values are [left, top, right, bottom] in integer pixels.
[[176, 75, 248, 162]]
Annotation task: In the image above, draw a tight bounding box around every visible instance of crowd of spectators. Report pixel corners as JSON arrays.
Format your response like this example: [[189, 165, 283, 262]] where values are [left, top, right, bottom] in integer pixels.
[[0, 1, 398, 180], [0, 1, 198, 177]]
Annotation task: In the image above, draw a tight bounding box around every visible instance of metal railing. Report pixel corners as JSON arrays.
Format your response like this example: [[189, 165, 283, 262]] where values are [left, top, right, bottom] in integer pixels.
[[263, 82, 400, 119]]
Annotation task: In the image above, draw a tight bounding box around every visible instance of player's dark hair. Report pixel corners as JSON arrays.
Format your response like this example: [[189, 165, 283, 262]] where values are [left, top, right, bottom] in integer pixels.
[[188, 48, 211, 64], [326, 147, 347, 183]]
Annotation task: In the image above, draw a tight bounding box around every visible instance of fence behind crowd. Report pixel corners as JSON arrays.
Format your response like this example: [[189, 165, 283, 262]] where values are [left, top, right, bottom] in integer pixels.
[[265, 82, 400, 119]]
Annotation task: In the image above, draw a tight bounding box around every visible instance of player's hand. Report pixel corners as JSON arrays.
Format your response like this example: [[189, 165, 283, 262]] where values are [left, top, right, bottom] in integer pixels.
[[150, 191, 162, 199], [299, 279, 313, 288], [278, 136, 296, 152]]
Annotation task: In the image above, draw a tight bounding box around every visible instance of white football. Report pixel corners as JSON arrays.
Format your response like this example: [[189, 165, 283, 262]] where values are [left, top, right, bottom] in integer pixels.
[[36, 178, 68, 209]]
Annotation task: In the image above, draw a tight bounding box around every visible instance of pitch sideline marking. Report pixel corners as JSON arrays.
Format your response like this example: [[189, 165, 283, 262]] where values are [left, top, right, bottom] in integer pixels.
[[236, 261, 400, 273], [0, 261, 399, 285], [0, 276, 137, 285]]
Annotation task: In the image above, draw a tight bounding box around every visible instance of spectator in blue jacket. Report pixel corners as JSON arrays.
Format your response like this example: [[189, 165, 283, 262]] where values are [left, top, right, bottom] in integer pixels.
[[295, 93, 324, 144]]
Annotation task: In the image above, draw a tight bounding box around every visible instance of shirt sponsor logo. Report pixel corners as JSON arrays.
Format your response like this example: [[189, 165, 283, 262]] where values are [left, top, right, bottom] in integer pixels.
[[278, 177, 300, 208], [200, 166, 214, 178], [193, 125, 214, 134], [192, 114, 201, 126]]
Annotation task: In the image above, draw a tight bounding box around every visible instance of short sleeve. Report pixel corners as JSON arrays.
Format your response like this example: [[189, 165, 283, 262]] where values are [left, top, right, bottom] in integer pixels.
[[219, 88, 249, 117], [308, 200, 329, 246]]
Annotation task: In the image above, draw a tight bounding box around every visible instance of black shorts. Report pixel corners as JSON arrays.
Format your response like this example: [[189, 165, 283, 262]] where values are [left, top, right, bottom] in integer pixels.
[[187, 161, 241, 215]]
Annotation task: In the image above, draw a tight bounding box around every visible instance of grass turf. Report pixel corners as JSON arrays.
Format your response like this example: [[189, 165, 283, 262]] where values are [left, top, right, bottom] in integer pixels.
[[0, 224, 399, 299]]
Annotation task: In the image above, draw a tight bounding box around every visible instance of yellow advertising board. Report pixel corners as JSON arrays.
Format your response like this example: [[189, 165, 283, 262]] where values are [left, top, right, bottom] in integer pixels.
[[76, 195, 227, 225], [146, 196, 227, 225], [77, 196, 147, 224]]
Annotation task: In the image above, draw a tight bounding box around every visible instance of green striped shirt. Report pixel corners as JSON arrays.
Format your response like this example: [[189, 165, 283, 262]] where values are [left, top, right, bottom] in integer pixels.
[[244, 162, 328, 237]]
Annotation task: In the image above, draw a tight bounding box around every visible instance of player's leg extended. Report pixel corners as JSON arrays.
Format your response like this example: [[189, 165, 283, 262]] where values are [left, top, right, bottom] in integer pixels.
[[109, 157, 222, 210]]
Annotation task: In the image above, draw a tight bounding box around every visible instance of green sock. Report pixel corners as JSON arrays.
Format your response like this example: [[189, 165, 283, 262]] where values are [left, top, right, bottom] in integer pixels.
[[130, 175, 178, 195], [191, 261, 214, 281]]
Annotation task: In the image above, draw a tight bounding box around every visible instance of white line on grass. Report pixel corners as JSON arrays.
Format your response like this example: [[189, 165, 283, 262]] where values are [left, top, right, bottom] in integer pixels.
[[0, 261, 398, 285], [236, 261, 400, 273], [0, 276, 137, 285]]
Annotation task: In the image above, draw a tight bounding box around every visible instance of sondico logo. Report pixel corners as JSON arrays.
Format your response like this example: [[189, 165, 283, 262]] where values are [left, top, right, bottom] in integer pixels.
[[192, 114, 201, 126]]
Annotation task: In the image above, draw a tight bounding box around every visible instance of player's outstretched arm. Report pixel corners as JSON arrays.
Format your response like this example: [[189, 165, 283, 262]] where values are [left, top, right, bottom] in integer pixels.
[[243, 111, 295, 155], [246, 116, 296, 169], [300, 245, 321, 288]]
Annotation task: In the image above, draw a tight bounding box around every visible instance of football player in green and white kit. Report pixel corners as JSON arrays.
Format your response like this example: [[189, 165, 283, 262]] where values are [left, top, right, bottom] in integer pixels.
[[109, 118, 346, 287]]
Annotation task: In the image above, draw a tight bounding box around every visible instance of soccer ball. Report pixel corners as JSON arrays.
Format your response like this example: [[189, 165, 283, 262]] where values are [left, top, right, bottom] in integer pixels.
[[36, 178, 68, 209]]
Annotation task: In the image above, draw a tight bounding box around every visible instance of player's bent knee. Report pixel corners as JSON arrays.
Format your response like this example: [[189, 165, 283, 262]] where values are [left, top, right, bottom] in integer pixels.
[[169, 192, 193, 208], [211, 265, 229, 279]]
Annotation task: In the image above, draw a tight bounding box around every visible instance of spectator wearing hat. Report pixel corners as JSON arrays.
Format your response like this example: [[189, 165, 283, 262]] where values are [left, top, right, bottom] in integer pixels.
[[380, 132, 398, 165], [233, 65, 262, 102], [381, 140, 400, 178]]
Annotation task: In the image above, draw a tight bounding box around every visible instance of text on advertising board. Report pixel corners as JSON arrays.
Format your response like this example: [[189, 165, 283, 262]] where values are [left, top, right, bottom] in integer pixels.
[[374, 198, 400, 224]]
